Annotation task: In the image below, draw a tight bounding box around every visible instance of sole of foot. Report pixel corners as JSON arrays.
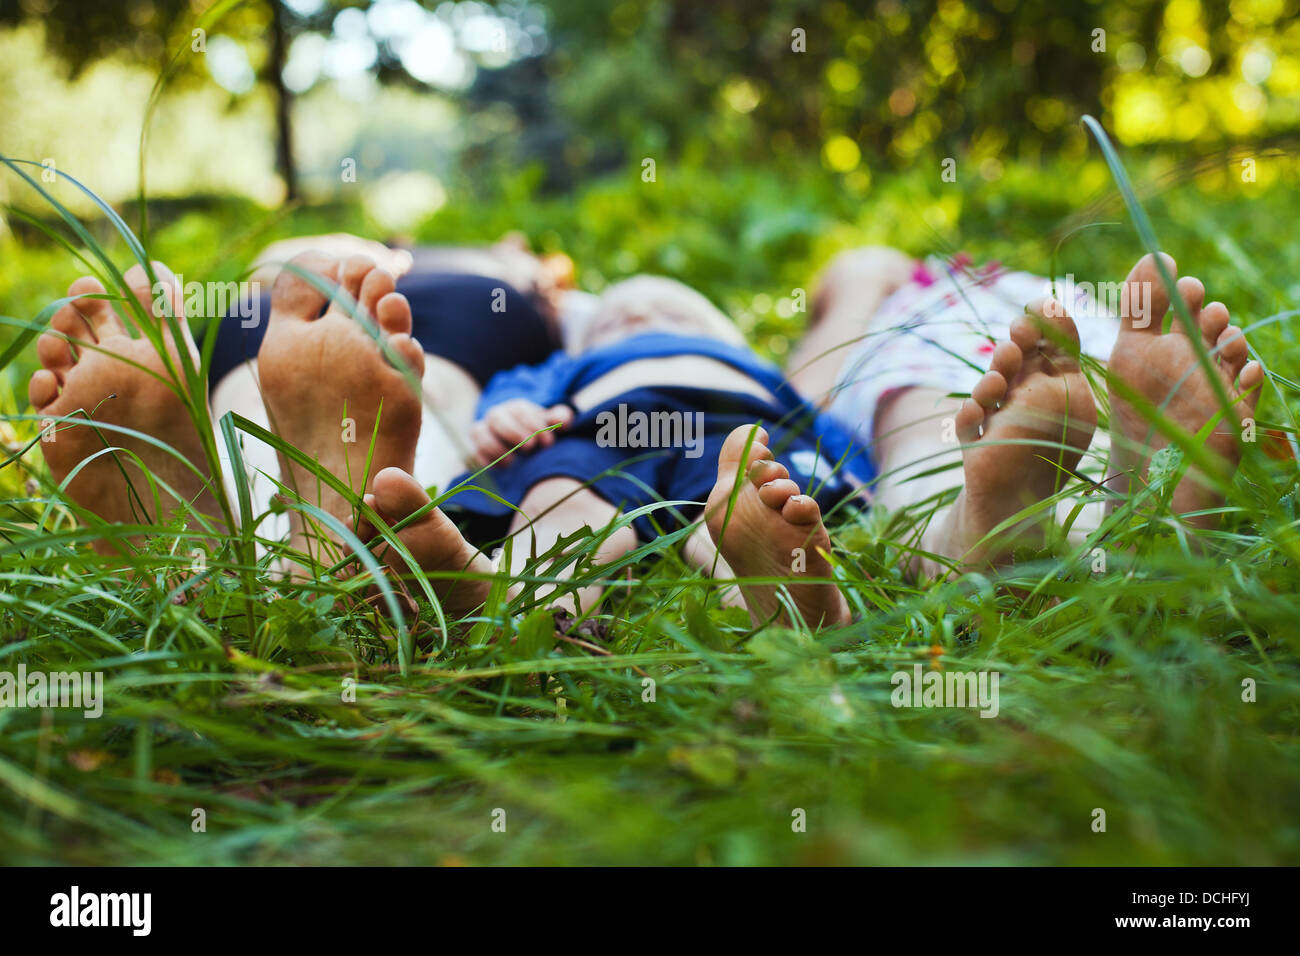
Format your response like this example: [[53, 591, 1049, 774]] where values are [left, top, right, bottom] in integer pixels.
[[929, 301, 1098, 571], [357, 466, 492, 619], [1107, 253, 1264, 526], [28, 263, 219, 555], [705, 424, 851, 628], [258, 253, 426, 561]]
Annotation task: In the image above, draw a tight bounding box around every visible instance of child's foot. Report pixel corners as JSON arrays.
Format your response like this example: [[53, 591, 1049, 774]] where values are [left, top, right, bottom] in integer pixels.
[[705, 425, 850, 628], [27, 264, 219, 553], [258, 253, 425, 559], [926, 302, 1097, 570], [358, 467, 492, 617], [1107, 253, 1264, 526]]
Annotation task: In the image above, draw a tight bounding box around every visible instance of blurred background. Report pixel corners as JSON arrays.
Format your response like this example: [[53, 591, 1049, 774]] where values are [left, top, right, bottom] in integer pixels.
[[2, 0, 1299, 361]]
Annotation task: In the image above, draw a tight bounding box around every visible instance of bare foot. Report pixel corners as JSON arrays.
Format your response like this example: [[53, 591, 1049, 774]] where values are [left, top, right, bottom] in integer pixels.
[[358, 467, 492, 617], [258, 253, 425, 560], [1107, 253, 1264, 527], [27, 263, 219, 554], [705, 425, 850, 628], [924, 302, 1097, 571]]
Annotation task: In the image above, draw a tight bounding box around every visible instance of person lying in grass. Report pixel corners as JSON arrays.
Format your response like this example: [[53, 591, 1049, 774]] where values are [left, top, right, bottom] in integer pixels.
[[28, 237, 573, 555], [772, 246, 1267, 578], [25, 250, 866, 626], [27, 247, 1264, 633], [430, 274, 871, 619], [206, 234, 582, 562]]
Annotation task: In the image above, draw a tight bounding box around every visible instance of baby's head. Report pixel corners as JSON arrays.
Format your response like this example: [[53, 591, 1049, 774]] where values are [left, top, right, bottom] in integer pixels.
[[565, 276, 746, 353]]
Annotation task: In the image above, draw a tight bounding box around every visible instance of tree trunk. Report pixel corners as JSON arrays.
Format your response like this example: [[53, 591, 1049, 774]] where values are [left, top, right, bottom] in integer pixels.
[[268, 0, 297, 202]]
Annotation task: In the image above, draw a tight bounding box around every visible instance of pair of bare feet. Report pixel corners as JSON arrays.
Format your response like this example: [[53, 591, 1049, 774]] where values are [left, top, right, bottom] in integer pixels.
[[32, 253, 492, 615], [30, 251, 1262, 631], [706, 253, 1263, 627]]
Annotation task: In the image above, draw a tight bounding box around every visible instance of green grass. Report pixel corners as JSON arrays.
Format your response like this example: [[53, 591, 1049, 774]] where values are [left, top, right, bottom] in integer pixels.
[[0, 135, 1298, 865]]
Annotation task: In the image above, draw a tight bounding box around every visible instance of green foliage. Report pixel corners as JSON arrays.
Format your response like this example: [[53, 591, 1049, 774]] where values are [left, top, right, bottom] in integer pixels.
[[1, 141, 1298, 864]]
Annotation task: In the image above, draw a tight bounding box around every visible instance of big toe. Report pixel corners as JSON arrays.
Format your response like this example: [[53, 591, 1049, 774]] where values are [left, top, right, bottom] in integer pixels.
[[124, 261, 183, 326], [270, 251, 340, 324], [371, 466, 431, 520], [64, 276, 121, 340], [338, 254, 377, 309], [717, 424, 772, 476], [1017, 298, 1082, 358], [1122, 252, 1177, 333]]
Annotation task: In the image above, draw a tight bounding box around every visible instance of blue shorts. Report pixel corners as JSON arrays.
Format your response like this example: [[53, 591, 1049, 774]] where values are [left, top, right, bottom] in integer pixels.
[[442, 386, 872, 544]]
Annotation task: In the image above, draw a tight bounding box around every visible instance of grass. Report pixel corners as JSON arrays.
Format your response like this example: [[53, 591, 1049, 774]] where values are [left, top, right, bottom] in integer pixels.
[[0, 128, 1299, 865]]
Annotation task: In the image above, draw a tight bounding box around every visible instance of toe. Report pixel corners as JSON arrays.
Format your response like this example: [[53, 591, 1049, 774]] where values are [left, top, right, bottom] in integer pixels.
[[387, 332, 426, 378], [359, 266, 396, 320], [375, 291, 413, 336], [748, 458, 790, 488], [1198, 301, 1230, 348], [955, 398, 984, 442], [1172, 276, 1205, 335], [28, 368, 60, 409], [271, 252, 340, 324], [717, 424, 771, 474], [65, 276, 119, 339], [37, 331, 74, 377], [1121, 252, 1176, 332], [781, 493, 823, 526], [988, 340, 1023, 384], [371, 466, 431, 520], [1009, 314, 1041, 357], [50, 305, 93, 356], [1239, 361, 1264, 412], [1031, 298, 1082, 354], [339, 255, 375, 308], [971, 369, 1007, 409], [1217, 326, 1249, 379], [124, 261, 183, 325], [758, 477, 800, 510]]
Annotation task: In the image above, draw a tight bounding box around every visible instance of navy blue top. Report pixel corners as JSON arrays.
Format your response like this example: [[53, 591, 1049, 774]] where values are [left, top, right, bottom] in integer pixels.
[[476, 332, 869, 484]]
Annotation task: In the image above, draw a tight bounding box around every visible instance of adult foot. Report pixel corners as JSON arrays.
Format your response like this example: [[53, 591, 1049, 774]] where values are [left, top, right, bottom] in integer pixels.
[[1106, 253, 1264, 527], [705, 425, 851, 628], [258, 253, 425, 561], [925, 302, 1097, 570], [358, 466, 492, 617], [27, 263, 219, 553]]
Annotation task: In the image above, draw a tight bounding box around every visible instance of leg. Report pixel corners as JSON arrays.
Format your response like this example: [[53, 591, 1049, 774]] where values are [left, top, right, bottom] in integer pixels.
[[786, 246, 914, 405], [503, 477, 637, 615]]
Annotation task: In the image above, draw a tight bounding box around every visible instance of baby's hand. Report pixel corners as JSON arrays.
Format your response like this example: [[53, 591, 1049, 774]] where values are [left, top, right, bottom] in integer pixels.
[[470, 399, 574, 466]]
